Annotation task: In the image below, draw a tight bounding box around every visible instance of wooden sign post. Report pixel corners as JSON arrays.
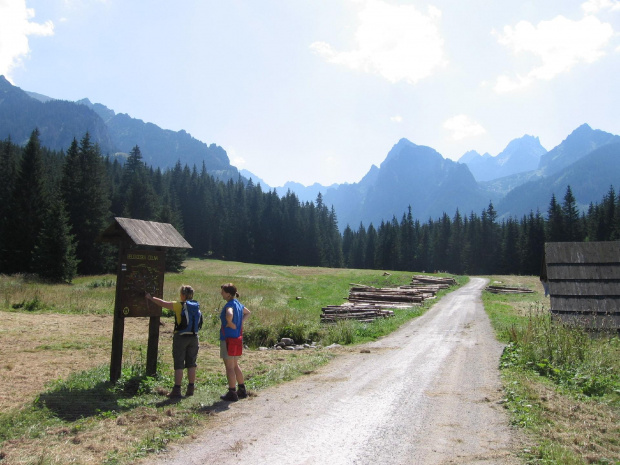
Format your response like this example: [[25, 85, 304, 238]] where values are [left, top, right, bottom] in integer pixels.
[[100, 218, 191, 383]]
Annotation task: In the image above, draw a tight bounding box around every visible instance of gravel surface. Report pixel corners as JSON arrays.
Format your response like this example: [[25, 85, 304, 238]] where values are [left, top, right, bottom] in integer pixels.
[[148, 277, 523, 465]]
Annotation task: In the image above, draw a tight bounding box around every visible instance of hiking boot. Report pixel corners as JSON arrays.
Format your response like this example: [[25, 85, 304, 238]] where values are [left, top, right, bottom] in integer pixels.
[[220, 389, 239, 402], [237, 384, 247, 399], [185, 384, 195, 397], [168, 385, 182, 398]]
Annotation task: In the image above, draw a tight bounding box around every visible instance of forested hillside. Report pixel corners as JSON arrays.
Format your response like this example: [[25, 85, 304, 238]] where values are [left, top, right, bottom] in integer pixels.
[[1, 130, 618, 282]]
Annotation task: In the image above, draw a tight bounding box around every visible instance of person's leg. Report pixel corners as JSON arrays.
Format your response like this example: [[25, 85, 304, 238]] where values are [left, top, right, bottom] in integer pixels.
[[169, 337, 184, 397], [187, 366, 196, 384], [234, 360, 248, 398], [185, 337, 199, 396], [174, 368, 184, 385], [185, 367, 197, 396], [220, 358, 239, 401], [233, 361, 244, 385], [224, 359, 237, 388]]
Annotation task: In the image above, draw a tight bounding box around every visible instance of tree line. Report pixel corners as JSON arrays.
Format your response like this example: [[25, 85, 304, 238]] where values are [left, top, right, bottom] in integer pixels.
[[1, 130, 618, 282]]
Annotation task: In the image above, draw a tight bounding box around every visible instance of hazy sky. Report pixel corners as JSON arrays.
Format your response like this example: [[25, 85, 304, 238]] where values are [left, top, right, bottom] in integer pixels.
[[2, 0, 619, 187]]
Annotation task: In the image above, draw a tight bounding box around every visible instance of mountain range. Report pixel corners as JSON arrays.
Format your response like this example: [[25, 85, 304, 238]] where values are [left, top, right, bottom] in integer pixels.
[[2, 75, 619, 231], [0, 76, 236, 181]]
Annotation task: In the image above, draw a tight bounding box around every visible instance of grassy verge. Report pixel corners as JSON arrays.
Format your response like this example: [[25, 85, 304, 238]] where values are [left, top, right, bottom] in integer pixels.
[[0, 261, 463, 464], [483, 275, 620, 465]]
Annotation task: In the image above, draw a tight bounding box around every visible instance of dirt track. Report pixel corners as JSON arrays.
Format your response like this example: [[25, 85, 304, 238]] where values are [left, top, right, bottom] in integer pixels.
[[147, 277, 523, 465]]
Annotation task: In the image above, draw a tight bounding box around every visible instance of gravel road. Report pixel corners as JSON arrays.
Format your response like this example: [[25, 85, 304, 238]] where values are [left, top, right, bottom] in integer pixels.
[[148, 277, 522, 465]]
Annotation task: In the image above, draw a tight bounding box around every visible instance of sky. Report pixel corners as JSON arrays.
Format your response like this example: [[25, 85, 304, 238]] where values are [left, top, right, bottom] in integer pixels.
[[1, 0, 619, 187]]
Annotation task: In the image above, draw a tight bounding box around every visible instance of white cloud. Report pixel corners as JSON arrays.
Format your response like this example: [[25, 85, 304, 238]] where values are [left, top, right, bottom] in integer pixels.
[[310, 0, 447, 84], [390, 115, 403, 123], [0, 1, 54, 80], [443, 115, 486, 140], [582, 0, 620, 14], [492, 15, 614, 92]]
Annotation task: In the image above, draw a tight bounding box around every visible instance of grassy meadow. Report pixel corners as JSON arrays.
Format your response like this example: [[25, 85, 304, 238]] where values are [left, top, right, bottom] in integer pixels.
[[484, 275, 620, 464], [0, 261, 618, 464], [0, 259, 461, 465]]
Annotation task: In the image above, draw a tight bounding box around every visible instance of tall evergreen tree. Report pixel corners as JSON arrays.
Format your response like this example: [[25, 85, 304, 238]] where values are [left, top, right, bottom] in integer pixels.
[[32, 190, 78, 282], [120, 145, 159, 220], [562, 185, 582, 241], [158, 195, 187, 272], [0, 137, 20, 272], [61, 133, 112, 274], [4, 129, 48, 273], [546, 193, 564, 242]]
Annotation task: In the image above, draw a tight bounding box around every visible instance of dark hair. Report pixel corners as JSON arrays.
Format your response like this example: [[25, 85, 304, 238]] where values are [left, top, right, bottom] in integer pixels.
[[221, 283, 239, 298], [180, 285, 194, 300]]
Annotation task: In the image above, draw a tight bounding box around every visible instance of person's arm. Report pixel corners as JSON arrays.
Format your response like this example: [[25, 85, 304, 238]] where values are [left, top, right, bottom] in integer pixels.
[[242, 306, 251, 323], [225, 306, 237, 329], [145, 292, 174, 310]]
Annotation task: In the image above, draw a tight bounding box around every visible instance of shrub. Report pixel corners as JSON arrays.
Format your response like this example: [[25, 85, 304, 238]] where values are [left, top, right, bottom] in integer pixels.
[[501, 303, 620, 398]]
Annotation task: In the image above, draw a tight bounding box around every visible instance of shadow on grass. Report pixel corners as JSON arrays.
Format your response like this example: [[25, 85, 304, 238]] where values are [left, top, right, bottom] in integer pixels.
[[35, 373, 154, 421]]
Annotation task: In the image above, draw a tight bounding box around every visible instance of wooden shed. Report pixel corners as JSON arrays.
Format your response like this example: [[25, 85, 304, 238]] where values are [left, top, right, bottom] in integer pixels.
[[541, 241, 620, 330]]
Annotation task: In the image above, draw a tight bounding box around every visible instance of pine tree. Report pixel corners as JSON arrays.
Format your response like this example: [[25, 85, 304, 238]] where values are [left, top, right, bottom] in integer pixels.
[[0, 137, 20, 272], [33, 190, 78, 282], [546, 194, 564, 242], [61, 133, 112, 274], [448, 209, 464, 274], [158, 196, 187, 272], [562, 185, 582, 241], [4, 129, 48, 273], [120, 145, 159, 220]]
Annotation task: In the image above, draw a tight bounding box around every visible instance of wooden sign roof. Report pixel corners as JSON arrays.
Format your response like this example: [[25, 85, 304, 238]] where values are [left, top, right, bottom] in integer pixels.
[[99, 217, 192, 249]]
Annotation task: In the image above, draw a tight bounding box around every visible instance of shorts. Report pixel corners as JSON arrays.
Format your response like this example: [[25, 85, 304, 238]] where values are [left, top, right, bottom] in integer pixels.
[[172, 333, 199, 370], [220, 340, 241, 360]]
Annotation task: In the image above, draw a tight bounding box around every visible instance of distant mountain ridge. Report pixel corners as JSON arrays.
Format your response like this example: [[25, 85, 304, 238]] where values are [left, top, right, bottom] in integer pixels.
[[459, 135, 547, 182], [0, 76, 238, 181], [538, 123, 620, 176], [322, 139, 492, 229], [268, 125, 620, 230], [3, 75, 620, 231]]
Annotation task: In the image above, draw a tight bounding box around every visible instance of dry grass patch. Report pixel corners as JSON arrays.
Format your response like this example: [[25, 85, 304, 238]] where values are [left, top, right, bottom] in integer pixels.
[[509, 372, 620, 464], [0, 309, 333, 465]]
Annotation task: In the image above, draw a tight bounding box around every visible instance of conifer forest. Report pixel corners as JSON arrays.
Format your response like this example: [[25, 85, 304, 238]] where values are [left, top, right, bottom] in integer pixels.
[[1, 129, 619, 283]]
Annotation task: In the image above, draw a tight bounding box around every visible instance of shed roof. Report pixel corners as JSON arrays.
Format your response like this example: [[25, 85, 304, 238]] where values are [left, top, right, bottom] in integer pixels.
[[99, 217, 192, 249]]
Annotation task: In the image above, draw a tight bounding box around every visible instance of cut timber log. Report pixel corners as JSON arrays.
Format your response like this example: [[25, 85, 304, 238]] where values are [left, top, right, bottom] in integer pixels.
[[411, 275, 456, 287], [485, 285, 534, 294], [320, 304, 394, 323], [321, 283, 438, 323], [349, 287, 425, 304]]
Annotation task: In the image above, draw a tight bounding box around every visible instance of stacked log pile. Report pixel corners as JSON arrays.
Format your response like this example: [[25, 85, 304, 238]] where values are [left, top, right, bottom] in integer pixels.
[[485, 285, 534, 294], [348, 286, 426, 305], [410, 275, 457, 288], [320, 276, 456, 323], [320, 304, 395, 323]]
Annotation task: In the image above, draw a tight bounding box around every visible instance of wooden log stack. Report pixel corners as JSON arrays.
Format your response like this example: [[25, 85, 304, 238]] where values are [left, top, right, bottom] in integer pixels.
[[320, 304, 395, 323], [485, 285, 534, 294], [348, 286, 425, 305], [320, 276, 456, 323], [410, 275, 457, 288]]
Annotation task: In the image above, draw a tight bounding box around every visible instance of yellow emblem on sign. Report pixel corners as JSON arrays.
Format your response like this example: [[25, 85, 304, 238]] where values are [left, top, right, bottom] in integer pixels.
[[123, 307, 130, 316]]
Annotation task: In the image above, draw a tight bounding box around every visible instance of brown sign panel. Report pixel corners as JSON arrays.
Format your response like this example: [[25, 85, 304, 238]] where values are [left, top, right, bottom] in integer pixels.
[[118, 249, 165, 317]]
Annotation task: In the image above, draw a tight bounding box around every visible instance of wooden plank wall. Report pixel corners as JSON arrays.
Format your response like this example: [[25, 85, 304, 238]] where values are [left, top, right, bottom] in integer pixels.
[[543, 241, 620, 329]]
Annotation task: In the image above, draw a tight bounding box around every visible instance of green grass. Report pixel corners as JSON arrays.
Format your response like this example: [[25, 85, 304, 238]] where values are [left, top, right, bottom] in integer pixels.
[[482, 276, 620, 465], [0, 260, 464, 464]]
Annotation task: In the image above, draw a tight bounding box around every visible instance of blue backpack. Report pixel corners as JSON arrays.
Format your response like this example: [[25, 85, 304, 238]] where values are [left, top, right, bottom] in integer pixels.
[[176, 300, 203, 335]]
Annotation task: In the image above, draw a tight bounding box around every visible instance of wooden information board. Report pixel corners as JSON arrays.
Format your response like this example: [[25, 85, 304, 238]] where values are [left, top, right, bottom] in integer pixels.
[[118, 249, 165, 317]]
